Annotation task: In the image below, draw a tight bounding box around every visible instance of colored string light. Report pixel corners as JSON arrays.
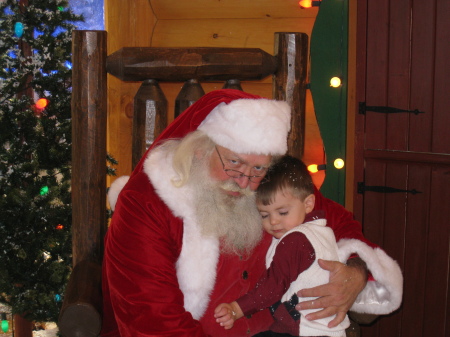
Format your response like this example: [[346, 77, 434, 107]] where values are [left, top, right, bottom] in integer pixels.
[[330, 76, 342, 87], [40, 186, 49, 195], [298, 0, 322, 9], [14, 22, 24, 37], [307, 164, 327, 173], [35, 98, 49, 110], [334, 158, 345, 169], [1, 319, 8, 333]]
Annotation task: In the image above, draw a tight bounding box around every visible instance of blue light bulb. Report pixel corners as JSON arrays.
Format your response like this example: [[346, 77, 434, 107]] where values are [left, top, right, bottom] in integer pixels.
[[14, 22, 24, 38]]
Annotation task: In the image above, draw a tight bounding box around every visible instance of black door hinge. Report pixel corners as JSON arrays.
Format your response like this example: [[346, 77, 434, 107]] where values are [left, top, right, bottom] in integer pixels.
[[357, 182, 421, 195], [359, 102, 425, 115]]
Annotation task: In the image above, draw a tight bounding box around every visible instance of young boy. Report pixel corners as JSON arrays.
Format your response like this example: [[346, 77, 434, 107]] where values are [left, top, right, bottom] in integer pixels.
[[214, 155, 350, 337]]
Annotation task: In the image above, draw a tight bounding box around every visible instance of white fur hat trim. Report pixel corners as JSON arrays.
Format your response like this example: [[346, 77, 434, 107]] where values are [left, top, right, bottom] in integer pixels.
[[197, 98, 291, 155]]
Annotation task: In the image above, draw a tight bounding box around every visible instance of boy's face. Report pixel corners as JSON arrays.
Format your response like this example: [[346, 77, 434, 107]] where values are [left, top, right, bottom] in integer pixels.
[[258, 189, 315, 239]]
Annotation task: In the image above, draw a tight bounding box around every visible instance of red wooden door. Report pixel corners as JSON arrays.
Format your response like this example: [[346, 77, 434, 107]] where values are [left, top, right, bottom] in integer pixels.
[[354, 0, 450, 336]]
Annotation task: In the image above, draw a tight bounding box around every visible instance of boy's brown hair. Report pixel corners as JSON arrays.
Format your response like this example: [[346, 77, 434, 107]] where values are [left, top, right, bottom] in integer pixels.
[[256, 155, 314, 205]]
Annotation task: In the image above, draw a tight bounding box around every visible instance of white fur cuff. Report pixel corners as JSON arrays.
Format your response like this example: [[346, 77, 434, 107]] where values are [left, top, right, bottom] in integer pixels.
[[338, 239, 403, 315]]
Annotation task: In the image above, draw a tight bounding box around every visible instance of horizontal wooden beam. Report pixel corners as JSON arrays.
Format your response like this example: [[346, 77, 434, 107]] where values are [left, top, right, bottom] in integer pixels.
[[364, 149, 450, 165], [106, 47, 277, 82]]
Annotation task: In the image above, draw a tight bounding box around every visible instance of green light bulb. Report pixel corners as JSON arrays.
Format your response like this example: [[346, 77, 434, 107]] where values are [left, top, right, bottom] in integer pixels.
[[40, 186, 49, 195], [1, 320, 9, 333]]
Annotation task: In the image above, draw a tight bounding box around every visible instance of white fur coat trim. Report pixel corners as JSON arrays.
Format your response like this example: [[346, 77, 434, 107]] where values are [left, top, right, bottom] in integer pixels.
[[108, 175, 130, 211], [143, 147, 220, 320], [337, 239, 403, 315]]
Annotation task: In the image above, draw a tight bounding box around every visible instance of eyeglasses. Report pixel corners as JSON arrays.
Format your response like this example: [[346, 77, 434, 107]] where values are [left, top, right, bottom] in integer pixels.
[[215, 146, 267, 183]]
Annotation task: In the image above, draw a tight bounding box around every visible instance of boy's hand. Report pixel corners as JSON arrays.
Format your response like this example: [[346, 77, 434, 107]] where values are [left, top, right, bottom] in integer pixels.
[[214, 303, 237, 329]]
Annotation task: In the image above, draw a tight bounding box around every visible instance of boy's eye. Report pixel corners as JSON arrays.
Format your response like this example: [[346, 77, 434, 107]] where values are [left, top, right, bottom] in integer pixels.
[[279, 211, 288, 216], [260, 213, 269, 219]]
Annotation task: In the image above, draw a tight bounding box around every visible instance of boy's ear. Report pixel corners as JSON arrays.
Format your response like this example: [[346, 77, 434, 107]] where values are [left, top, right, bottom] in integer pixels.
[[304, 194, 315, 213]]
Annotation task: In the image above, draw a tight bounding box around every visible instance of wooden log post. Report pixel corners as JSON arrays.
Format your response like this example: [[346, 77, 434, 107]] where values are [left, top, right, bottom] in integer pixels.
[[174, 79, 205, 118], [133, 79, 168, 168], [13, 314, 33, 337], [70, 30, 107, 267], [222, 79, 243, 91], [58, 30, 107, 337], [273, 32, 309, 159]]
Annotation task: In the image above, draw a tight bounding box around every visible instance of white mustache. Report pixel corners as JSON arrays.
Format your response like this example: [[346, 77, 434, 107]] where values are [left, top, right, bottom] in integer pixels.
[[219, 180, 255, 196]]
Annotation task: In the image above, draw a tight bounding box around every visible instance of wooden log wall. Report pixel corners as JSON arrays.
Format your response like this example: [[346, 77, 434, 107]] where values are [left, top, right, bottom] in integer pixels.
[[105, 0, 325, 186]]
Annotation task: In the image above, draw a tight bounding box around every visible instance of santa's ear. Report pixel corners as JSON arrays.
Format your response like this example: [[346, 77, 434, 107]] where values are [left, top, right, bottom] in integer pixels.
[[195, 149, 205, 159], [304, 194, 315, 213]]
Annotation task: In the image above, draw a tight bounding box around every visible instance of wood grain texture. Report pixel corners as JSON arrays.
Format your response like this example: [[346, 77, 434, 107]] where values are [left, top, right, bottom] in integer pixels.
[[132, 79, 168, 168], [106, 47, 277, 82], [150, 0, 318, 19], [273, 32, 309, 159], [61, 31, 107, 337], [58, 261, 102, 337], [174, 79, 205, 118], [71, 31, 107, 265], [105, 0, 155, 179], [355, 0, 450, 336], [152, 18, 315, 53]]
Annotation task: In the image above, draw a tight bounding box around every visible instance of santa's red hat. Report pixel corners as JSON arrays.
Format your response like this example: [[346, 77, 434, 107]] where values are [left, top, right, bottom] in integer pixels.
[[133, 89, 291, 175]]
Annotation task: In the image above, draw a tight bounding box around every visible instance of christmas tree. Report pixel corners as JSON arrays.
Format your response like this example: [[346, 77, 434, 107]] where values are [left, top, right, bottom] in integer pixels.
[[0, 0, 82, 322]]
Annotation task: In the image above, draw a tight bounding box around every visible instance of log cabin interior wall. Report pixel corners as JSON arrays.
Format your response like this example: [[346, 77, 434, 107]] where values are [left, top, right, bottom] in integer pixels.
[[104, 0, 326, 188]]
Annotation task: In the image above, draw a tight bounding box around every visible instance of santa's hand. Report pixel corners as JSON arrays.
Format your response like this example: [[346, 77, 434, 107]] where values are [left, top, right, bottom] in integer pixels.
[[214, 303, 237, 330], [295, 258, 367, 327]]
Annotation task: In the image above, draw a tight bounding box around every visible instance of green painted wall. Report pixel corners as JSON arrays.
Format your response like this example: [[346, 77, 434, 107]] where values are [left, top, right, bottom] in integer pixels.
[[310, 0, 348, 205]]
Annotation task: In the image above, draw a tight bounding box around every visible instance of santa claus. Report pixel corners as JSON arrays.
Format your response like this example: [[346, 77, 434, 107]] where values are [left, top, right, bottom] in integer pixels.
[[101, 89, 402, 337]]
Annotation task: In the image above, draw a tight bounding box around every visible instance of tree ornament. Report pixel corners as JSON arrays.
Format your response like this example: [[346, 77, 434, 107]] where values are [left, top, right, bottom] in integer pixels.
[[56, 224, 64, 230], [55, 294, 62, 302], [14, 22, 24, 38]]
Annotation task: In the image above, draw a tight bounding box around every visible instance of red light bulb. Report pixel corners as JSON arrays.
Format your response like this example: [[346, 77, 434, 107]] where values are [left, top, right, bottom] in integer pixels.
[[35, 98, 49, 110]]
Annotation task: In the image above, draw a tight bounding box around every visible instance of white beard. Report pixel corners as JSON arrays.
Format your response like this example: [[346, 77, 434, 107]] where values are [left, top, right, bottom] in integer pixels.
[[188, 158, 263, 254]]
